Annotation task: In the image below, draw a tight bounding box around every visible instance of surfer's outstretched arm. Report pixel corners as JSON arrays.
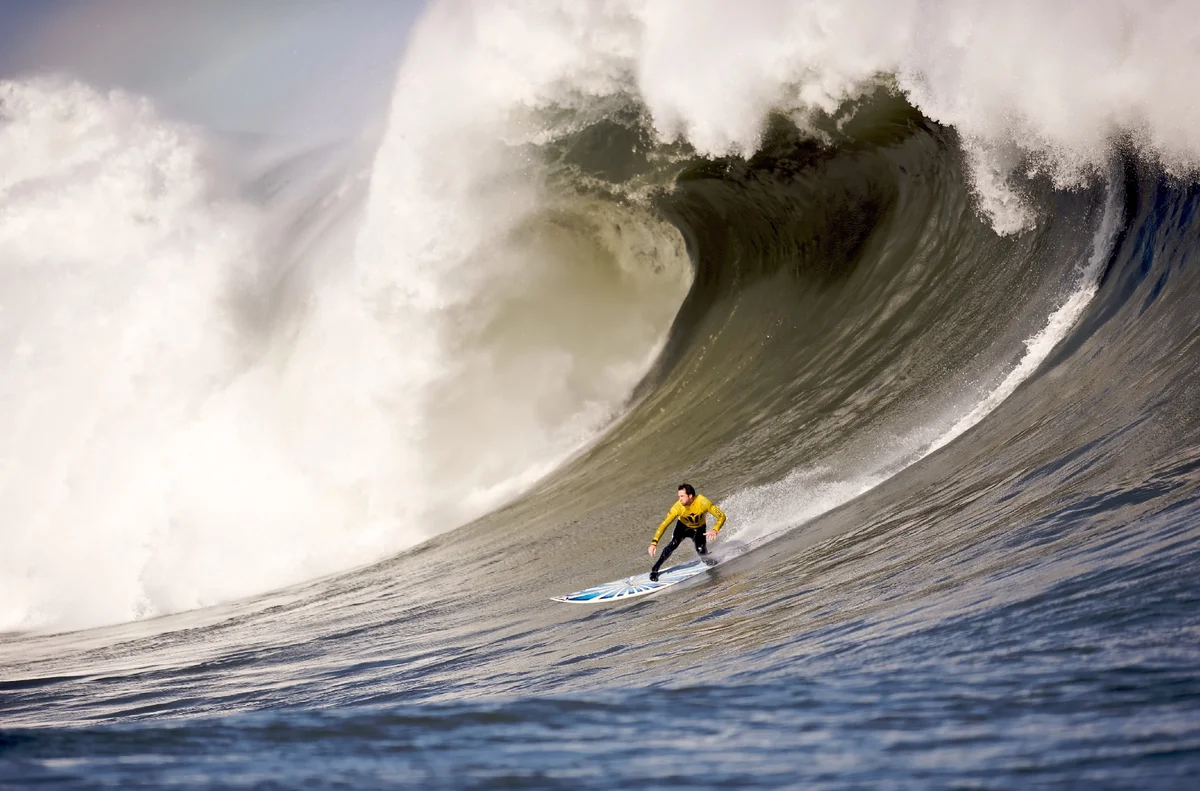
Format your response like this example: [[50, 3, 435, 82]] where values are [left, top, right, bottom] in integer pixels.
[[706, 501, 727, 541], [648, 504, 681, 556]]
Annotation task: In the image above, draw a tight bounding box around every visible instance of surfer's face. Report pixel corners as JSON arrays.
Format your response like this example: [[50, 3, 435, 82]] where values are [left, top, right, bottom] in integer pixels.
[[678, 489, 694, 506]]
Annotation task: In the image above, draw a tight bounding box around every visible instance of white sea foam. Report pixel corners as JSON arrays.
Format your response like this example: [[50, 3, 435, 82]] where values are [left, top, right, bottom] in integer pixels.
[[439, 0, 1195, 232], [0, 80, 427, 631], [0, 69, 689, 632]]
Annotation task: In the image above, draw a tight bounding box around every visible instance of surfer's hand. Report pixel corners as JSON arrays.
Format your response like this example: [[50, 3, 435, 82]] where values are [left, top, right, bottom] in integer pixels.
[[706, 530, 717, 542], [648, 544, 657, 557]]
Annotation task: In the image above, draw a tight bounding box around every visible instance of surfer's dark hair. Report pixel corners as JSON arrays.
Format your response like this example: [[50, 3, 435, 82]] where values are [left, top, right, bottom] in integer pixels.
[[678, 483, 696, 496]]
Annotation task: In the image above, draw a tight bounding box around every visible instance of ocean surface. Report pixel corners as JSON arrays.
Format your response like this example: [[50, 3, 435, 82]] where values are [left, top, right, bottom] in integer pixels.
[[2, 2, 1199, 788]]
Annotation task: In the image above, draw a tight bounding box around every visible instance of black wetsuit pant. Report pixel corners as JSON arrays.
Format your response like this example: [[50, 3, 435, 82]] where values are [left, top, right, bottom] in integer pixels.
[[651, 521, 708, 576]]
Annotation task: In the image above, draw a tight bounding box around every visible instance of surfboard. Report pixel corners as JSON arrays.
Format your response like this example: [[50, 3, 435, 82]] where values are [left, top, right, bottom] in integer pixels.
[[552, 559, 716, 604]]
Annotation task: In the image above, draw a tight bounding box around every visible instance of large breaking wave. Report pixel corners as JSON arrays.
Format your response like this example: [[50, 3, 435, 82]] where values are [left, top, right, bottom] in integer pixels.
[[2, 0, 1198, 638]]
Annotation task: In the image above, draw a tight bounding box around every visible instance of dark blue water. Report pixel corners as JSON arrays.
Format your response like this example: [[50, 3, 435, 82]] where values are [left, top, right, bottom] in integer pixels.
[[4, 479, 1199, 789]]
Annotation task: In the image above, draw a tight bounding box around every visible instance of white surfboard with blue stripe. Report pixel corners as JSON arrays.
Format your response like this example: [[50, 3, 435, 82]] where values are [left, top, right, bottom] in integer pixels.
[[552, 559, 715, 603]]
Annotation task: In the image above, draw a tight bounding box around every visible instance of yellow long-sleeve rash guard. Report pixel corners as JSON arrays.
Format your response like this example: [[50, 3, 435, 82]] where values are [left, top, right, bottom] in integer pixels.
[[651, 495, 727, 544]]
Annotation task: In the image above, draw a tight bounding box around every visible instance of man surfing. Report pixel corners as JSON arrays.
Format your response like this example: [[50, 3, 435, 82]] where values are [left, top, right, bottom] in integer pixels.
[[648, 483, 727, 581]]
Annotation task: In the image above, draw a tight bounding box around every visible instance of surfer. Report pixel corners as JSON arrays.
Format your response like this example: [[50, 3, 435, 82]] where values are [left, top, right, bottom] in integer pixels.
[[648, 483, 726, 581]]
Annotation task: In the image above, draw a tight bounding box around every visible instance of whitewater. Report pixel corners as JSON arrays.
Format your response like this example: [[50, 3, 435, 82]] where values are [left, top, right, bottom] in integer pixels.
[[2, 2, 1199, 788]]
